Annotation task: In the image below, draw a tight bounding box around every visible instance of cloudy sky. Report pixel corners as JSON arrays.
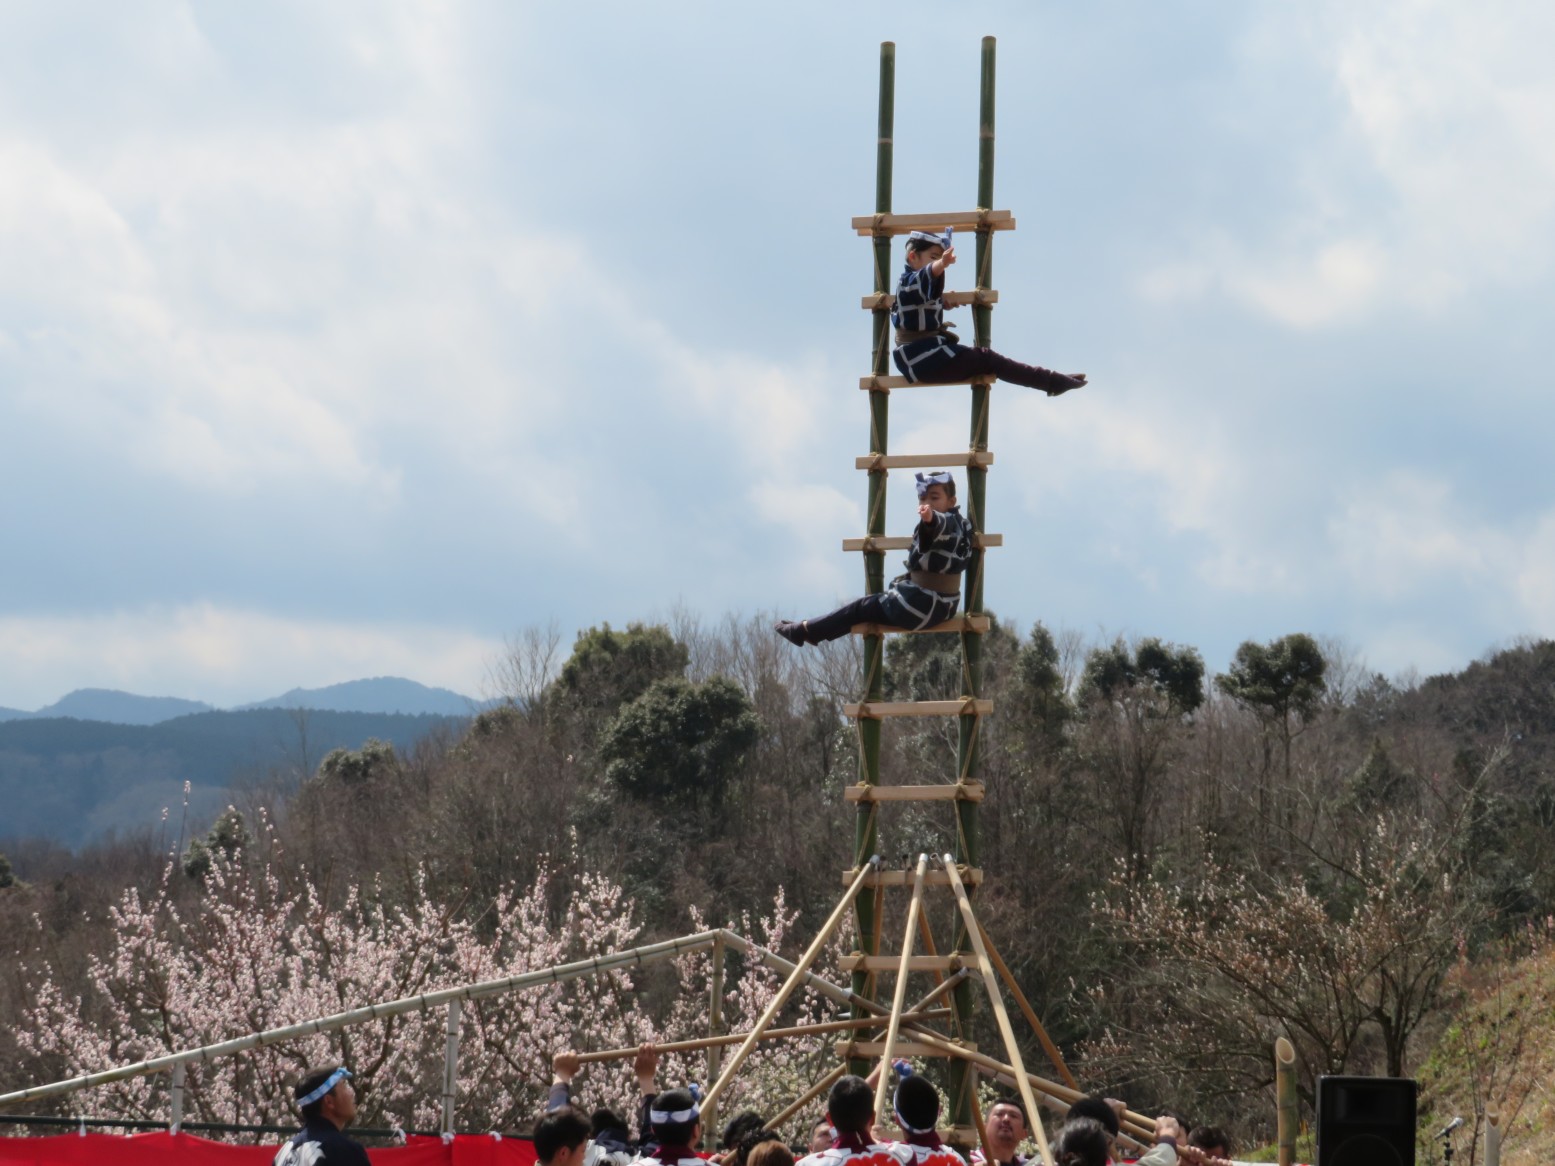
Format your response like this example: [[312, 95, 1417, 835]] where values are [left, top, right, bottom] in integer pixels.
[[1, 0, 1552, 709]]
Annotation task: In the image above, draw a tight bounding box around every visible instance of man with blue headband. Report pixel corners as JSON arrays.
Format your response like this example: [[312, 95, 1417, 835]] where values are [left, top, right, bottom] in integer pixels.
[[273, 1065, 370, 1166], [776, 471, 974, 645], [893, 229, 1087, 395]]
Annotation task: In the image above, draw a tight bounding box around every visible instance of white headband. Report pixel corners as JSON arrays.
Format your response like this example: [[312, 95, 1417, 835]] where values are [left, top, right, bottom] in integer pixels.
[[650, 1106, 700, 1125], [296, 1067, 352, 1108]]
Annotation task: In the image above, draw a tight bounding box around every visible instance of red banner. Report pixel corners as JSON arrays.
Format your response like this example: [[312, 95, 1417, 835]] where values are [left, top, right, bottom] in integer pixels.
[[0, 1132, 539, 1166]]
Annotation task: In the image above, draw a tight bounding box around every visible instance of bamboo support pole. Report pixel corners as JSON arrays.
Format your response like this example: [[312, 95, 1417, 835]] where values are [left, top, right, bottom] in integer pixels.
[[941, 1045, 1154, 1142], [440, 999, 461, 1136], [168, 1063, 184, 1134], [702, 860, 880, 1115], [1485, 1108, 1502, 1166], [951, 37, 997, 1140], [975, 921, 1077, 1091], [968, 1085, 997, 1164], [941, 855, 1053, 1166], [766, 1063, 848, 1138], [574, 1012, 952, 1065], [0, 929, 722, 1111], [1275, 1037, 1297, 1166], [872, 855, 929, 1123], [704, 935, 725, 1149]]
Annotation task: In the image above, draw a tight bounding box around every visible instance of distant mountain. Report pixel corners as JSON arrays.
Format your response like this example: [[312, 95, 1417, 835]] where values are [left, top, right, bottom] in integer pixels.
[[31, 689, 214, 726], [0, 707, 466, 849], [238, 676, 480, 717], [0, 707, 30, 723]]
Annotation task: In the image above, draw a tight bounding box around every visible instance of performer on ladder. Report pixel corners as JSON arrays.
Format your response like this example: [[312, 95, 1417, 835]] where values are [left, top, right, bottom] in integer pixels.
[[892, 230, 1086, 395]]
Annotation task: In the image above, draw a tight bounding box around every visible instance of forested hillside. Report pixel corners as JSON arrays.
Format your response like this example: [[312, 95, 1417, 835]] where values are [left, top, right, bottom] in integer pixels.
[[3, 615, 1553, 1161]]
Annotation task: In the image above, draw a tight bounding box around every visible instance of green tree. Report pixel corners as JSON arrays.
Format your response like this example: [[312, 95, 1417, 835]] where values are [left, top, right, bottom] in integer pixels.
[[1218, 632, 1328, 788], [182, 807, 252, 881], [556, 622, 689, 720], [316, 738, 400, 787], [1075, 638, 1204, 883], [600, 676, 761, 808], [0, 852, 15, 889], [1082, 636, 1204, 714]]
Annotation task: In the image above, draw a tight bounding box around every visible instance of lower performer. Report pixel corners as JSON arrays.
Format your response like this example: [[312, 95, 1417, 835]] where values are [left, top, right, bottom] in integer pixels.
[[776, 471, 973, 646]]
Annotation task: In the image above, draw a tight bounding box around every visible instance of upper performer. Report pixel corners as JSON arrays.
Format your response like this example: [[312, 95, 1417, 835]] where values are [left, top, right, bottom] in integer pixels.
[[892, 229, 1086, 395]]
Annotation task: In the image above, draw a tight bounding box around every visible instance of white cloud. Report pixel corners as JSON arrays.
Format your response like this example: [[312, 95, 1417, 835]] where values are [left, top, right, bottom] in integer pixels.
[[0, 605, 501, 710], [1134, 0, 1555, 325]]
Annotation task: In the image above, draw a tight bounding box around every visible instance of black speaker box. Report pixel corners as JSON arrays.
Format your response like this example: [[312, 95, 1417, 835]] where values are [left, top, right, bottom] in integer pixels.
[[1317, 1075, 1417, 1166]]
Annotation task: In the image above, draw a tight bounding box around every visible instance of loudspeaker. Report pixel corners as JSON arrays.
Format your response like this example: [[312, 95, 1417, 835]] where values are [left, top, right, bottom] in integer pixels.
[[1316, 1075, 1417, 1166]]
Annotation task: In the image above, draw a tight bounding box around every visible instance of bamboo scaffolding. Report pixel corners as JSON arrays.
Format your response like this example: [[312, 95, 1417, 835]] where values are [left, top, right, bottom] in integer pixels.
[[573, 1012, 952, 1065], [974, 920, 1077, 1090], [942, 855, 1052, 1166], [871, 854, 929, 1123], [1275, 1037, 1297, 1166], [0, 929, 722, 1112], [701, 860, 880, 1115], [705, 934, 725, 1149]]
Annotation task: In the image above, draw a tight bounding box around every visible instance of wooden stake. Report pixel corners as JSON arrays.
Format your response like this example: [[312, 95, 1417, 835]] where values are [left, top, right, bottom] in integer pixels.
[[701, 858, 880, 1115], [1275, 1037, 1297, 1166], [940, 855, 1053, 1166], [975, 920, 1078, 1091], [872, 854, 929, 1123]]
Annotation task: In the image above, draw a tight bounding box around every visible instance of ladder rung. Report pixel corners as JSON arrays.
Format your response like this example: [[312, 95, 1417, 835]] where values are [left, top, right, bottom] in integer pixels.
[[856, 451, 994, 471], [844, 534, 1002, 552], [838, 955, 964, 974], [845, 782, 985, 803], [850, 615, 990, 635], [852, 210, 1016, 236], [843, 699, 993, 720], [862, 290, 999, 310], [835, 1040, 977, 1058], [844, 868, 985, 888], [861, 374, 994, 392]]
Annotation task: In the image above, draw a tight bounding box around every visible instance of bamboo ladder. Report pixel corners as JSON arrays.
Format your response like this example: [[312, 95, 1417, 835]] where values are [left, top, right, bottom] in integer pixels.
[[838, 38, 1073, 1166]]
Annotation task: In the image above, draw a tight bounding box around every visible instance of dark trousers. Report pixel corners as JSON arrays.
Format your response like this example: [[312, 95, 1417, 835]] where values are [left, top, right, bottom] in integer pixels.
[[804, 594, 909, 643], [922, 345, 1078, 392]]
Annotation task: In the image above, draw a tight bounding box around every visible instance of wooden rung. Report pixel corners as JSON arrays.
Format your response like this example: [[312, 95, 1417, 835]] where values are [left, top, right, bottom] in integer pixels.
[[861, 374, 994, 392], [839, 955, 964, 974], [862, 290, 1000, 310], [855, 451, 994, 471], [843, 700, 993, 720], [844, 868, 985, 888], [852, 210, 1016, 236], [835, 1041, 977, 1058], [845, 782, 985, 803], [844, 534, 1002, 552], [851, 614, 991, 636]]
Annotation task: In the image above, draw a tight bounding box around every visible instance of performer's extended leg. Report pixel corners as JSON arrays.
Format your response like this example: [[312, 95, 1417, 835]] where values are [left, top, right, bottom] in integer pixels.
[[777, 593, 908, 645], [926, 346, 1085, 395]]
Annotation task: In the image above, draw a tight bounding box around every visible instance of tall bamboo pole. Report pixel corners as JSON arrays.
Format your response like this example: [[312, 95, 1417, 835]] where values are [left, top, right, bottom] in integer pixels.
[[574, 1012, 951, 1065], [941, 855, 1053, 1166], [702, 859, 879, 1115], [872, 854, 929, 1123], [951, 36, 996, 1139], [1485, 1108, 1502, 1166], [704, 935, 725, 1149], [1274, 1037, 1297, 1166], [855, 38, 895, 1077]]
